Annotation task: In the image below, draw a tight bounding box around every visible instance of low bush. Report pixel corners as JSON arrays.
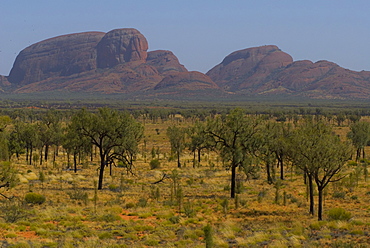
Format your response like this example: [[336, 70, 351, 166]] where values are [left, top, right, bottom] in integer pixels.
[[108, 184, 120, 192], [327, 208, 352, 221], [136, 198, 148, 208], [24, 193, 46, 204], [99, 213, 121, 222], [149, 159, 161, 169], [125, 202, 135, 209], [0, 200, 28, 223], [67, 187, 88, 204], [98, 231, 113, 239], [332, 191, 346, 199], [169, 215, 180, 224]]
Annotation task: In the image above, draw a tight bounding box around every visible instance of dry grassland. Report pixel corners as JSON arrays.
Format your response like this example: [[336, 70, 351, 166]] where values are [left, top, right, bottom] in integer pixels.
[[0, 120, 370, 247]]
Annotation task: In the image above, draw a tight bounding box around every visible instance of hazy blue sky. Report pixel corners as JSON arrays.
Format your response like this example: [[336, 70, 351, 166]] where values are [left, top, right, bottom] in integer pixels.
[[1, 0, 370, 75]]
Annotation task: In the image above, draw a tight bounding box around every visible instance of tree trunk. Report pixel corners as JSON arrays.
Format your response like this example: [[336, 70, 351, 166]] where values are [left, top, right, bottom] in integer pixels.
[[40, 148, 43, 166], [98, 147, 105, 190], [231, 164, 236, 198], [91, 146, 94, 162], [193, 151, 196, 168], [98, 158, 105, 190], [45, 144, 49, 162], [356, 149, 361, 162], [279, 156, 284, 180], [73, 152, 77, 173], [308, 173, 315, 215], [53, 149, 56, 163], [29, 147, 33, 165], [26, 147, 29, 164], [177, 151, 181, 168], [198, 148, 201, 163], [363, 148, 366, 160], [266, 160, 273, 184], [318, 187, 324, 220]]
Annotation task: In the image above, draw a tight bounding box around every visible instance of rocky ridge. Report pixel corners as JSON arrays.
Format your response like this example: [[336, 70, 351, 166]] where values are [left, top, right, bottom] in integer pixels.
[[3, 28, 370, 99], [207, 46, 370, 99], [6, 28, 220, 95]]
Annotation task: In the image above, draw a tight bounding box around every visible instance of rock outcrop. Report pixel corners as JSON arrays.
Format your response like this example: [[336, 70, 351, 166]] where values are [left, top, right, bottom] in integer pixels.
[[0, 75, 10, 92], [96, 28, 148, 68], [7, 28, 220, 95], [207, 45, 370, 99], [147, 50, 187, 74], [207, 45, 293, 91], [154, 71, 219, 91], [5, 29, 370, 99], [8, 32, 105, 87]]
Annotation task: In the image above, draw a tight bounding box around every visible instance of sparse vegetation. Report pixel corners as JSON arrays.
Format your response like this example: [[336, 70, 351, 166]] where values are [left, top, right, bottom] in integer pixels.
[[24, 193, 46, 205], [0, 105, 370, 246]]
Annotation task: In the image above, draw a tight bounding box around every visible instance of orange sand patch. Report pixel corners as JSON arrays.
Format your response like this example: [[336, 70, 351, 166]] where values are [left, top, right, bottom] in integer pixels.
[[15, 231, 38, 239], [119, 211, 157, 222], [119, 214, 140, 221]]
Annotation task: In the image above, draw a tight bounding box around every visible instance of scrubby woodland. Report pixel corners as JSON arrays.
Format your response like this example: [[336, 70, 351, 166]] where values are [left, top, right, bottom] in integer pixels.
[[0, 106, 370, 247]]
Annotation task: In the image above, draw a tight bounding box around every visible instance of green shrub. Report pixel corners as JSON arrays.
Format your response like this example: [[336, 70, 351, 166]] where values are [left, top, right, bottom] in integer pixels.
[[4, 232, 17, 238], [144, 239, 159, 246], [136, 198, 148, 208], [235, 180, 244, 194], [221, 199, 229, 214], [99, 213, 121, 222], [169, 215, 180, 224], [328, 208, 352, 221], [184, 200, 196, 218], [125, 202, 135, 209], [0, 200, 27, 223], [150, 186, 160, 201], [67, 186, 88, 204], [203, 224, 214, 248], [98, 231, 113, 239], [149, 159, 161, 169], [8, 242, 31, 248], [350, 229, 364, 235], [347, 161, 358, 166], [24, 193, 46, 204], [351, 195, 358, 200], [108, 184, 120, 192], [332, 191, 346, 199]]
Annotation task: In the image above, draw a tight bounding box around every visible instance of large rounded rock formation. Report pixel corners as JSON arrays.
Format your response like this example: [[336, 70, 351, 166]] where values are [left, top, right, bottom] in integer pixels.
[[146, 50, 187, 74], [207, 45, 293, 91], [154, 71, 219, 91], [6, 28, 220, 95], [6, 29, 370, 99], [8, 32, 105, 86], [96, 28, 148, 68]]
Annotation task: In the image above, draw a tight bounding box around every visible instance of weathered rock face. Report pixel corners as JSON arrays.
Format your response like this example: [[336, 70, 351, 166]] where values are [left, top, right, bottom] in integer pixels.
[[154, 71, 219, 91], [96, 28, 148, 68], [207, 45, 293, 91], [207, 45, 370, 99], [8, 32, 105, 86], [0, 75, 9, 86], [6, 27, 219, 95], [7, 28, 214, 95], [0, 75, 10, 92], [254, 59, 370, 98], [7, 29, 370, 99], [264, 60, 339, 92], [147, 50, 187, 74]]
